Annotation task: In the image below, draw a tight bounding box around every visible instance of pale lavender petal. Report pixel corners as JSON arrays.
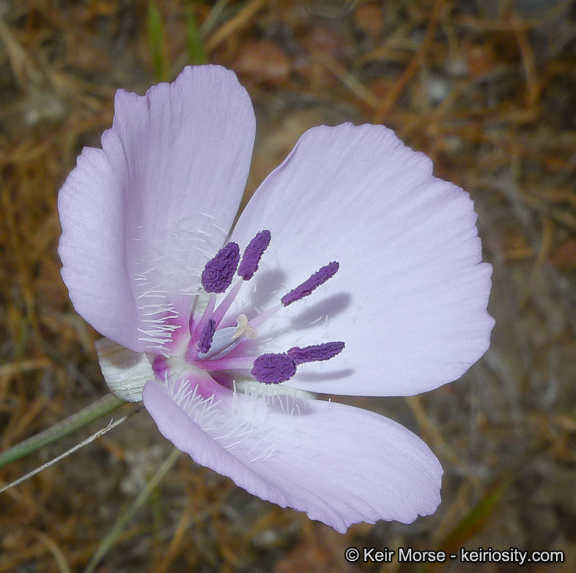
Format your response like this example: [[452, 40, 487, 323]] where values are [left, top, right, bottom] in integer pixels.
[[143, 379, 442, 533], [229, 124, 494, 396], [59, 66, 255, 352]]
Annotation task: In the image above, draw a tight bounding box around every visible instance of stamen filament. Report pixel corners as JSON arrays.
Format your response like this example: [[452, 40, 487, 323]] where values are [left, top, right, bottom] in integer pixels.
[[186, 294, 216, 362], [212, 279, 244, 327], [189, 294, 216, 340], [248, 303, 282, 329], [195, 356, 258, 371]]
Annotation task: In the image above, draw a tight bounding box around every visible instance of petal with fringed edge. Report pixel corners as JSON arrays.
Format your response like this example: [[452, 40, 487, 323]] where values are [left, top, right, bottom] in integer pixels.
[[59, 66, 255, 353]]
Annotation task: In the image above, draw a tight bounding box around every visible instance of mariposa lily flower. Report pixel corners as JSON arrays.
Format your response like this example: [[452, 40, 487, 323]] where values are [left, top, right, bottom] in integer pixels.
[[58, 65, 494, 533]]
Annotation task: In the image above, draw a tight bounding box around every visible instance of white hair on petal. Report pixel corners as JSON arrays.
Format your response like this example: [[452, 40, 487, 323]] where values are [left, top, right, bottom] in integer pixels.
[[158, 373, 276, 460], [131, 212, 226, 308], [239, 380, 314, 402]]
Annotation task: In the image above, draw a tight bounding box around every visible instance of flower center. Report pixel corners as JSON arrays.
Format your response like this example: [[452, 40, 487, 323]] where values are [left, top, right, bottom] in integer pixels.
[[181, 230, 344, 387], [196, 314, 256, 360]]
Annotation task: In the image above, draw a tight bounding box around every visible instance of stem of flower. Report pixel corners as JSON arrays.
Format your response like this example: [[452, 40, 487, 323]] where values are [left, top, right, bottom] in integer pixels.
[[0, 393, 128, 469]]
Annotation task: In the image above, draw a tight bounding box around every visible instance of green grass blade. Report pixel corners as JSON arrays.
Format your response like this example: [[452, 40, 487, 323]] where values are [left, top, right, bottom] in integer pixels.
[[0, 393, 127, 469], [185, 5, 207, 65], [147, 0, 168, 81], [438, 477, 510, 554], [415, 477, 510, 573]]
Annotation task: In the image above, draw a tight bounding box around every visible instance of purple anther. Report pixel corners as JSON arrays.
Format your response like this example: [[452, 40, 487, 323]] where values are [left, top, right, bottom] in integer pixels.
[[287, 341, 345, 365], [251, 353, 297, 384], [197, 319, 216, 354], [238, 230, 271, 280], [280, 261, 339, 306], [201, 242, 240, 293]]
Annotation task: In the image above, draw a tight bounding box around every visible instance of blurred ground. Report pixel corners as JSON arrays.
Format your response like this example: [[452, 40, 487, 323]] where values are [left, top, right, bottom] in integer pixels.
[[1, 0, 576, 571]]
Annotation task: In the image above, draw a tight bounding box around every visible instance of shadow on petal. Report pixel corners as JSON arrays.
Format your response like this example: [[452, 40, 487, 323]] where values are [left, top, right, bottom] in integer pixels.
[[290, 292, 351, 330], [294, 368, 355, 382]]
